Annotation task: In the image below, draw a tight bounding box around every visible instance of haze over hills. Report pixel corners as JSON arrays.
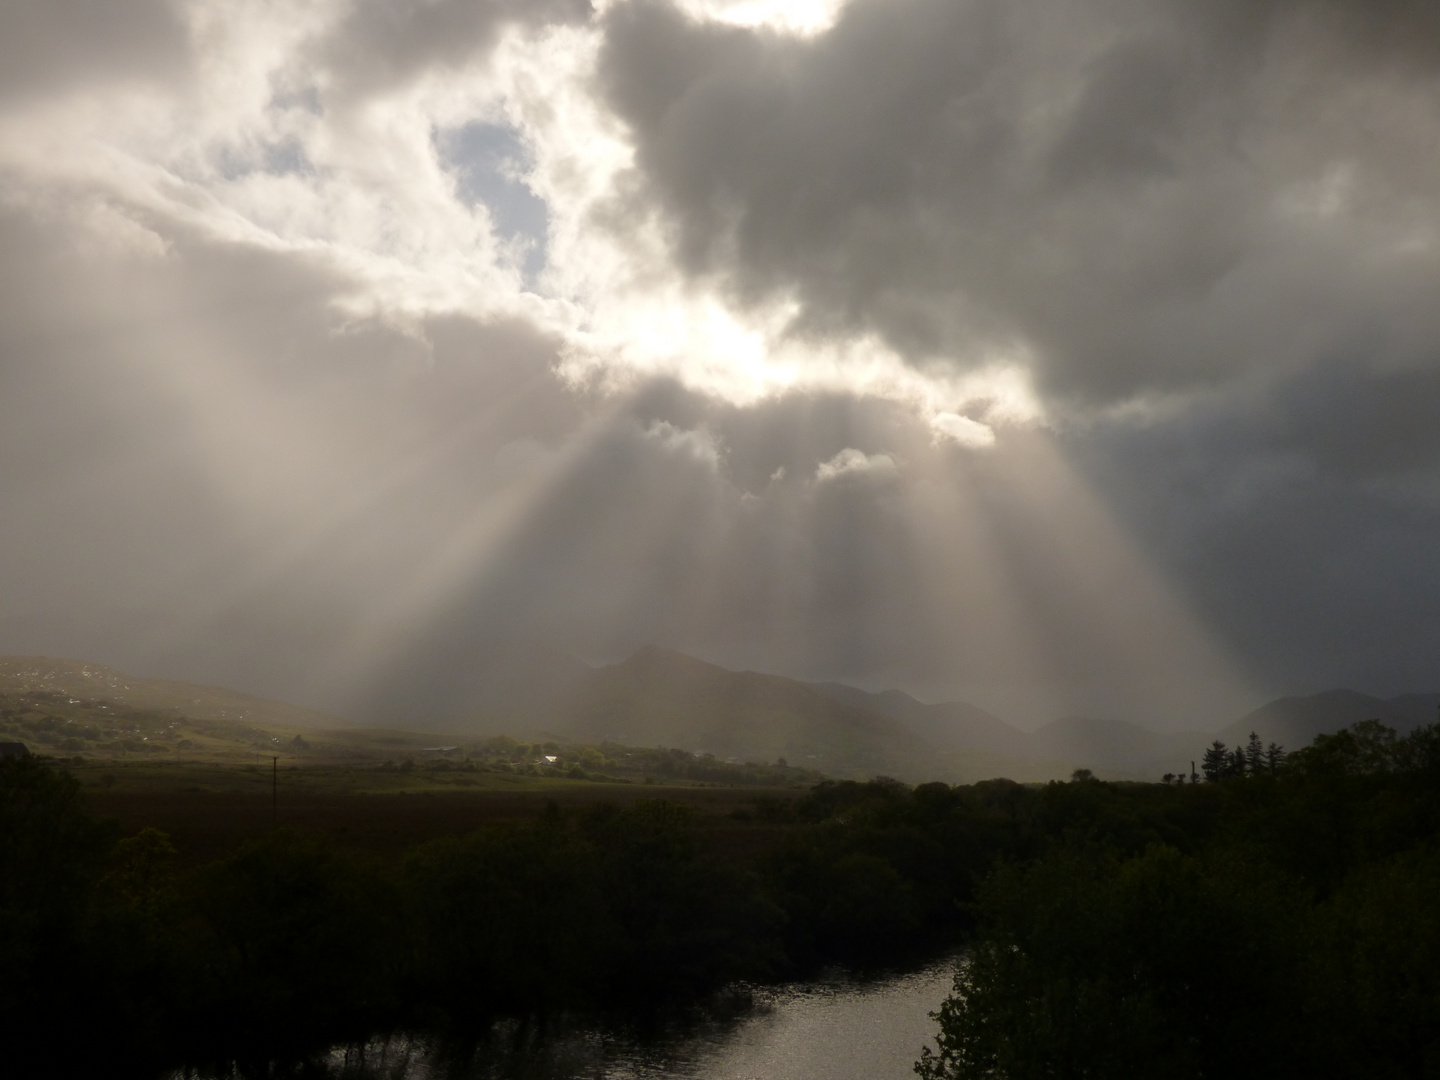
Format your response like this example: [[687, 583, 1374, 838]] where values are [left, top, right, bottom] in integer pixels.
[[478, 647, 1159, 782], [1214, 689, 1440, 750], [0, 655, 348, 731], [359, 637, 593, 730], [5, 649, 1435, 783], [423, 644, 1064, 782], [810, 682, 1204, 777], [490, 646, 1439, 781], [810, 683, 1033, 760], [523, 646, 938, 779], [1026, 717, 1207, 778]]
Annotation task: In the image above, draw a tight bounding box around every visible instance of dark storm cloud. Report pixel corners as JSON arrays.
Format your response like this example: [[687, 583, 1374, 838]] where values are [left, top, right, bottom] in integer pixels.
[[596, 0, 1440, 406], [0, 0, 188, 102], [583, 0, 1440, 709], [322, 0, 593, 100], [1065, 389, 1440, 703], [1273, 361, 1440, 477]]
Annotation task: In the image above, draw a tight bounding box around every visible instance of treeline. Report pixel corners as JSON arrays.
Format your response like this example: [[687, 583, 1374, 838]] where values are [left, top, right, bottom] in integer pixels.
[[1201, 729, 1286, 780], [919, 719, 1440, 1080]]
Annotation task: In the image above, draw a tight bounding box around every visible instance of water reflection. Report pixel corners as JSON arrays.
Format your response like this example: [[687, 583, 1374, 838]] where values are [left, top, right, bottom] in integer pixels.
[[296, 957, 956, 1080]]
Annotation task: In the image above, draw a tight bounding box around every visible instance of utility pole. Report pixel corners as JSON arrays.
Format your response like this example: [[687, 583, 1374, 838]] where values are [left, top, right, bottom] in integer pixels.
[[272, 756, 278, 827]]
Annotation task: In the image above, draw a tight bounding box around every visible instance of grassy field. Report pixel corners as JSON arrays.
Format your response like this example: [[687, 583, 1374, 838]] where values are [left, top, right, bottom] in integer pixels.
[[3, 656, 821, 864], [2, 675, 823, 780], [67, 757, 806, 864]]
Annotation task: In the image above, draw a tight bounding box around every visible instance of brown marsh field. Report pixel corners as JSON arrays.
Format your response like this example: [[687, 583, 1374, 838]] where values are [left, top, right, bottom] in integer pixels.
[[68, 758, 808, 864], [1, 665, 821, 862]]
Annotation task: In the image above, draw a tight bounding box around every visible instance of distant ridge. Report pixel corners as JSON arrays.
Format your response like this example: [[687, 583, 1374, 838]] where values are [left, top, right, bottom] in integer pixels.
[[1214, 688, 1440, 750], [0, 655, 347, 731], [1028, 716, 1207, 777], [14, 648, 1435, 785], [813, 681, 1440, 779], [533, 646, 936, 779], [491, 647, 1068, 783], [810, 682, 1032, 759]]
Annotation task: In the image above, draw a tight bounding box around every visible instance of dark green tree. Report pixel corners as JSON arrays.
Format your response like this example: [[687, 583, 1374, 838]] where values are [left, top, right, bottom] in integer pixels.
[[1246, 731, 1265, 774], [1264, 741, 1286, 775], [0, 756, 116, 1073], [916, 843, 1311, 1080], [182, 829, 401, 1063], [1202, 740, 1230, 782], [1229, 745, 1248, 778]]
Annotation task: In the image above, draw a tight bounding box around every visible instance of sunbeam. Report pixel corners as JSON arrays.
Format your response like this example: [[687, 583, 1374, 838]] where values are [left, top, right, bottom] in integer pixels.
[[5, 0, 1437, 735]]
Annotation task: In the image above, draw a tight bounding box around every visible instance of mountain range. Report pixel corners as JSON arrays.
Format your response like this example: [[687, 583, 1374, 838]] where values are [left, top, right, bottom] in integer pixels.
[[1216, 688, 1440, 749], [463, 645, 1440, 782], [4, 648, 1434, 783]]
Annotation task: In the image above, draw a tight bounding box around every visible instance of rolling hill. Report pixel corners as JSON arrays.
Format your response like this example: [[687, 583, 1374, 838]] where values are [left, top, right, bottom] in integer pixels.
[[0, 655, 346, 730], [529, 646, 936, 778]]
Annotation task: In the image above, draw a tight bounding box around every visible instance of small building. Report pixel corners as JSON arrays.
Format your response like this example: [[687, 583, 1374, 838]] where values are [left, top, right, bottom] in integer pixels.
[[0, 741, 31, 759]]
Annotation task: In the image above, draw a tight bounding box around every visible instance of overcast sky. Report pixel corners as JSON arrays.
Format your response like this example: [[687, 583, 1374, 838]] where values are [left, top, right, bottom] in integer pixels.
[[2, 0, 1438, 729]]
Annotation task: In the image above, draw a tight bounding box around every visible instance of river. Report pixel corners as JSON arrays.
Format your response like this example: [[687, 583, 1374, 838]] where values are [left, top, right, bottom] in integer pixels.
[[307, 956, 958, 1080]]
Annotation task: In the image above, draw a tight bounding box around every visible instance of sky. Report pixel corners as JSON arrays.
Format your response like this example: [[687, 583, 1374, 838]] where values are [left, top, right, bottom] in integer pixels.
[[2, 0, 1439, 730]]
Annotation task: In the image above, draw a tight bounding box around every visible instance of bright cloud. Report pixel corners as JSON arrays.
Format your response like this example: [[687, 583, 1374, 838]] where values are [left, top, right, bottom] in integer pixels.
[[0, 0, 1047, 437], [815, 447, 898, 483], [666, 0, 848, 36]]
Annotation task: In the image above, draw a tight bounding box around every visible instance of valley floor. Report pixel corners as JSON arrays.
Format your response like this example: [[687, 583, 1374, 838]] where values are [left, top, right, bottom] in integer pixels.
[[79, 758, 803, 863]]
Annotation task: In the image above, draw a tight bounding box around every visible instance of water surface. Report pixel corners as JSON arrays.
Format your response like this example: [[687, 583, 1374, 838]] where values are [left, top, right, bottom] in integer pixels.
[[319, 957, 957, 1080]]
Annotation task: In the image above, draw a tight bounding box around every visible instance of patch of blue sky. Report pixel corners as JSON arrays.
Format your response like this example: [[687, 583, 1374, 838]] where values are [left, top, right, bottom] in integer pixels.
[[436, 121, 549, 286]]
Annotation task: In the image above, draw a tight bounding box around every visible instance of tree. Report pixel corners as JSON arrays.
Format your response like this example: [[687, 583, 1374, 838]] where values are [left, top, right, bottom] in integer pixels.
[[1202, 741, 1230, 782], [1229, 746, 1248, 778], [916, 843, 1311, 1080], [1264, 742, 1286, 775], [0, 756, 115, 1068], [1246, 731, 1265, 775]]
